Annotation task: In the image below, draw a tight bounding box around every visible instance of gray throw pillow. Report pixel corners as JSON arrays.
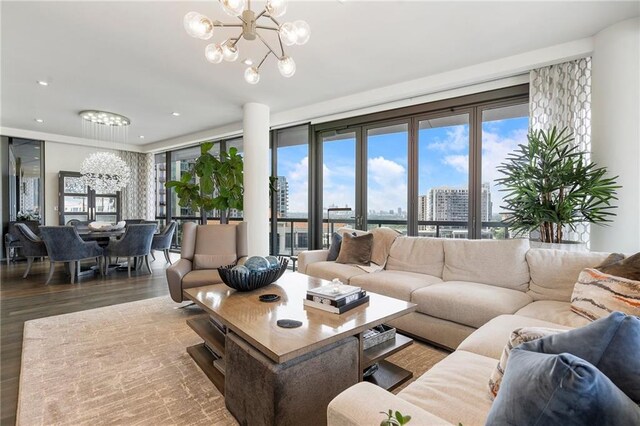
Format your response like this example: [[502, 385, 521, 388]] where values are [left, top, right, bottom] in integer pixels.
[[335, 233, 373, 265]]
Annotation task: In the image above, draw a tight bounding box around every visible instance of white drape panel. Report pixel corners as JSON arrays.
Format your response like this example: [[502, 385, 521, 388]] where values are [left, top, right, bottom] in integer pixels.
[[529, 57, 592, 245], [119, 151, 155, 220]]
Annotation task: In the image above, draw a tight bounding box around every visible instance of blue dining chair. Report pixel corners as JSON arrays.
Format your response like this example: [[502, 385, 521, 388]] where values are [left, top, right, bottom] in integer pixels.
[[103, 224, 156, 278], [14, 223, 48, 278], [39, 226, 104, 284], [151, 221, 177, 264]]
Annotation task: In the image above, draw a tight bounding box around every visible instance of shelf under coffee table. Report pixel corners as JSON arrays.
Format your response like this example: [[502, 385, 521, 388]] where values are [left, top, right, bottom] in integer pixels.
[[183, 272, 417, 425]]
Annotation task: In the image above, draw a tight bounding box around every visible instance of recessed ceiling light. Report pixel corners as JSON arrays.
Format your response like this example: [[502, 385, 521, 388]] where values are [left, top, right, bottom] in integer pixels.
[[36, 80, 49, 86], [243, 58, 253, 66], [139, 135, 145, 139], [34, 146, 40, 149], [172, 112, 181, 117], [34, 156, 40, 160], [35, 118, 44, 123]]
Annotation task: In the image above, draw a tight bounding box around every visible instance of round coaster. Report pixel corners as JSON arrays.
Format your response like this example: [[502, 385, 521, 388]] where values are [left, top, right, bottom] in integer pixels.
[[259, 294, 281, 303], [277, 319, 302, 328]]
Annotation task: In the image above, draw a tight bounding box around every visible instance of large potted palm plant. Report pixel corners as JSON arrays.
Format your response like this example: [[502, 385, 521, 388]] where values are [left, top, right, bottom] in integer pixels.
[[166, 142, 243, 224], [496, 126, 619, 248]]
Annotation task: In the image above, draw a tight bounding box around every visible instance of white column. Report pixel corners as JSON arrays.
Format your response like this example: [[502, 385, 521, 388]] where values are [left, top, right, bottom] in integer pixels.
[[591, 18, 640, 252], [242, 103, 270, 256]]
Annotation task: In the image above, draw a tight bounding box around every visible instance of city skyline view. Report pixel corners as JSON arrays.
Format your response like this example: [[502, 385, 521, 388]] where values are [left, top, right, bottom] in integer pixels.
[[275, 114, 529, 220]]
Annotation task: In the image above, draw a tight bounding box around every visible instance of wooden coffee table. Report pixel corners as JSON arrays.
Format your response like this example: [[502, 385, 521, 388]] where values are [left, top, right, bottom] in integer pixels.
[[184, 272, 416, 424]]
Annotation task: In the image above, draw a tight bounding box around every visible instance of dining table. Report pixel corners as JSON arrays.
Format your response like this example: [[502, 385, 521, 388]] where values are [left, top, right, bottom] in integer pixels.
[[76, 229, 128, 277]]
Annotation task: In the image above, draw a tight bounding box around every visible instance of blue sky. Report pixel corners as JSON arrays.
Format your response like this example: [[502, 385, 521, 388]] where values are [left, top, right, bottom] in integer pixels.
[[276, 116, 528, 215]]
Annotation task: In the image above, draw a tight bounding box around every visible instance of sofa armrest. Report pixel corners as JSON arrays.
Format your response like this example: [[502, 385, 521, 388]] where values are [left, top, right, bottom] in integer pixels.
[[166, 258, 193, 302], [298, 249, 329, 274], [328, 382, 452, 426]]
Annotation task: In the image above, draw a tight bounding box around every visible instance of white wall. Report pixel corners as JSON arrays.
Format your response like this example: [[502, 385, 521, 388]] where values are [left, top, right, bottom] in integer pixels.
[[591, 18, 640, 252], [44, 141, 116, 225]]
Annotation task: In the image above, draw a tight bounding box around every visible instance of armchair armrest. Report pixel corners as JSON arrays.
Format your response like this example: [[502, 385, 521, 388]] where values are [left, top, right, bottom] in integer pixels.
[[166, 258, 193, 302], [328, 382, 452, 426], [298, 249, 329, 274]]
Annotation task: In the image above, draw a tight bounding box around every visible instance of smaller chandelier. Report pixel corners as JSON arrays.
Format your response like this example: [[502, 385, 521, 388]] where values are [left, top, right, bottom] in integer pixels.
[[80, 110, 131, 126], [184, 0, 310, 84], [80, 152, 131, 194]]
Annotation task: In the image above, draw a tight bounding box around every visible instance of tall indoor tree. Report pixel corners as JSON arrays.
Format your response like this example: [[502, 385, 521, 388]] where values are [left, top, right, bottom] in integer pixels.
[[496, 126, 620, 243]]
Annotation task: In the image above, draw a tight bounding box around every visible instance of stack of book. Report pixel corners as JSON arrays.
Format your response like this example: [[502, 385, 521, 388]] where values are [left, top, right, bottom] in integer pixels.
[[304, 281, 369, 314]]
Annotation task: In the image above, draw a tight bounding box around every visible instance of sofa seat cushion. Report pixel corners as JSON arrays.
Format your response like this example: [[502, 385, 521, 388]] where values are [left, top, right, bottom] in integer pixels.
[[305, 261, 367, 283], [399, 350, 496, 426], [182, 270, 223, 288], [458, 314, 571, 360], [443, 239, 530, 291], [411, 282, 533, 328], [349, 271, 441, 302], [526, 248, 610, 302], [515, 300, 590, 328]]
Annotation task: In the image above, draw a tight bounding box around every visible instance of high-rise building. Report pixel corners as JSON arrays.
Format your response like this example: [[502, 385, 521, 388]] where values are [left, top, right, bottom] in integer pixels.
[[275, 176, 289, 217], [425, 184, 492, 222], [418, 195, 428, 222]]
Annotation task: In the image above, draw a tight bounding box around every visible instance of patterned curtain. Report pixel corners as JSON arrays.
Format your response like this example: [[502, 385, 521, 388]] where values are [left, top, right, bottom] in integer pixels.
[[118, 151, 155, 221], [529, 57, 592, 244]]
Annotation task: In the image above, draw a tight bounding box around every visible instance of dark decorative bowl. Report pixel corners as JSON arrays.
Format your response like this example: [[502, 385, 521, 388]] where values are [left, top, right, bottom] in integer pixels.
[[218, 257, 289, 292]]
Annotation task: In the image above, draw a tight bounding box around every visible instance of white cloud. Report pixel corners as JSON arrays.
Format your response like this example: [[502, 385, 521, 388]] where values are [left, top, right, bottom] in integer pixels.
[[427, 126, 468, 152], [442, 155, 469, 174], [367, 157, 407, 212]]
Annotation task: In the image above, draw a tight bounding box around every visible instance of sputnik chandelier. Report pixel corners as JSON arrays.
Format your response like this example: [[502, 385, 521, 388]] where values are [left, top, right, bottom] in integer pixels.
[[183, 0, 310, 84], [79, 110, 132, 194]]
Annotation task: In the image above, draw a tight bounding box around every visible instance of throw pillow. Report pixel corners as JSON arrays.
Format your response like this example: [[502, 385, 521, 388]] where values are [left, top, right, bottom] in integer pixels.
[[596, 252, 640, 281], [571, 268, 640, 321], [518, 311, 640, 403], [485, 348, 640, 426], [327, 232, 344, 262], [335, 233, 373, 265], [488, 327, 565, 400]]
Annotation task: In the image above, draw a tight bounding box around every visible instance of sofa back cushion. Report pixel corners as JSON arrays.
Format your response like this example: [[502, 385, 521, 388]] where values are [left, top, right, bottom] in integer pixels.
[[526, 249, 610, 302], [386, 237, 444, 277], [193, 224, 237, 270], [443, 239, 530, 291]]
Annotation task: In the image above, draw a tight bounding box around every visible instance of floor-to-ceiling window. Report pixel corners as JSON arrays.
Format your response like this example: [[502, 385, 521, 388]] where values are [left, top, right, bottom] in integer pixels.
[[271, 125, 310, 256]]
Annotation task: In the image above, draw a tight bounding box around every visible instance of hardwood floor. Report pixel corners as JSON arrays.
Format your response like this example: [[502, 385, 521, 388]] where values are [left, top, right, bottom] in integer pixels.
[[0, 255, 176, 426]]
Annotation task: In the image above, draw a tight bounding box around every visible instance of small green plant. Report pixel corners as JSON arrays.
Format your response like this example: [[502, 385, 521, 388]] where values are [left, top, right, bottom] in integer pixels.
[[380, 409, 411, 426], [496, 126, 619, 243]]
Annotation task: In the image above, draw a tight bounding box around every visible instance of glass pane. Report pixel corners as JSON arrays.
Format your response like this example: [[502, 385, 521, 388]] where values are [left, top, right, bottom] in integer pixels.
[[274, 125, 309, 256], [155, 153, 166, 218], [226, 138, 243, 219], [481, 103, 529, 239], [64, 196, 88, 212], [95, 214, 117, 223], [170, 146, 200, 218], [322, 131, 356, 248], [95, 196, 117, 213], [9, 139, 43, 222], [418, 114, 470, 238], [63, 214, 89, 224], [366, 123, 408, 234]]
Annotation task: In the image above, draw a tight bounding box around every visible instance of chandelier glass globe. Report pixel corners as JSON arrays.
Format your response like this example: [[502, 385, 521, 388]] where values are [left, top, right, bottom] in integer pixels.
[[222, 43, 239, 62], [279, 22, 298, 46], [244, 67, 260, 84], [183, 12, 214, 40], [220, 0, 246, 17], [205, 43, 224, 63], [80, 152, 131, 194], [293, 20, 310, 45], [266, 0, 287, 18], [277, 56, 296, 78]]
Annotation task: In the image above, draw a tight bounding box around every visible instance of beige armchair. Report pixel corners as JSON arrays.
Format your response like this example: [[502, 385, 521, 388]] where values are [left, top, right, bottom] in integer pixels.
[[166, 222, 248, 302]]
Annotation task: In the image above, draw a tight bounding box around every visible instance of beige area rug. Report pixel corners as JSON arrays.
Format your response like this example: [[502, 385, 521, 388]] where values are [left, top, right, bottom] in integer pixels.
[[18, 296, 449, 425]]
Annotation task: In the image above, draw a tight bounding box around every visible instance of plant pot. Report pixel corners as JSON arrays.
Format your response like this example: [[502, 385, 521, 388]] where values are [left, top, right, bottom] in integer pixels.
[[529, 240, 587, 252]]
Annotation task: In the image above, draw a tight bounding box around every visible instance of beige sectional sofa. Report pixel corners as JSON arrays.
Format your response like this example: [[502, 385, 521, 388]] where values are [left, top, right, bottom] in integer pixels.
[[298, 232, 613, 425]]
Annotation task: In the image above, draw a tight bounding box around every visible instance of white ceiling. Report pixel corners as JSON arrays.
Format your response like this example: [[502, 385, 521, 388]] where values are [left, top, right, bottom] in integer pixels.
[[1, 1, 638, 147]]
